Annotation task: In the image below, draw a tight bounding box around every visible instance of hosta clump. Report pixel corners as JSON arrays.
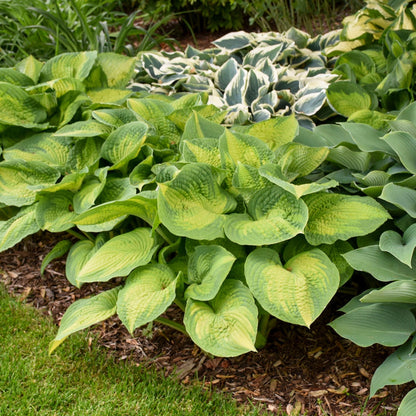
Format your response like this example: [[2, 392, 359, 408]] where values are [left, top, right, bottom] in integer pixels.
[[0, 51, 391, 359], [133, 28, 340, 126]]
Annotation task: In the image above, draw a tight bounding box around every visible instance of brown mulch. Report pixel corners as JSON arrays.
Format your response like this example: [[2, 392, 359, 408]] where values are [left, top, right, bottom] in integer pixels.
[[0, 231, 412, 415]]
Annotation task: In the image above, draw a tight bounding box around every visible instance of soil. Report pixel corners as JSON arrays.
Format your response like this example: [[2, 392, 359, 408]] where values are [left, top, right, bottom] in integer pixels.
[[0, 232, 412, 416]]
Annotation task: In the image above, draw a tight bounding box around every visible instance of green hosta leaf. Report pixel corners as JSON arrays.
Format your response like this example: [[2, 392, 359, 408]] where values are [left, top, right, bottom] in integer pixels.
[[40, 240, 72, 276], [380, 183, 416, 218], [0, 82, 47, 128], [184, 279, 258, 357], [40, 51, 97, 82], [0, 205, 40, 253], [96, 53, 136, 88], [49, 287, 120, 353], [361, 281, 416, 304], [382, 132, 416, 175], [77, 228, 159, 283], [182, 111, 225, 141], [185, 245, 236, 301], [181, 138, 221, 168], [101, 121, 148, 170], [304, 193, 390, 245], [329, 304, 416, 347], [92, 108, 138, 128], [157, 163, 236, 240], [53, 120, 110, 138], [398, 388, 416, 416], [343, 245, 416, 282], [0, 160, 60, 206], [327, 81, 374, 117], [16, 55, 44, 83], [117, 264, 177, 334], [259, 164, 338, 198], [246, 248, 339, 327], [36, 191, 77, 232], [224, 186, 308, 246], [379, 224, 416, 267]]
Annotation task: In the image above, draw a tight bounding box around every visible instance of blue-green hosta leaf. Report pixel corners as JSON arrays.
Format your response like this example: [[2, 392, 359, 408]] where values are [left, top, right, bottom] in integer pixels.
[[15, 55, 44, 83], [0, 160, 60, 207], [215, 58, 239, 90], [304, 193, 390, 245], [36, 191, 77, 232], [343, 245, 416, 282], [96, 53, 137, 88], [101, 121, 148, 170], [245, 248, 339, 327], [326, 81, 374, 117], [389, 119, 416, 137], [212, 31, 254, 51], [379, 224, 416, 267], [40, 51, 97, 82], [185, 245, 236, 301], [327, 146, 371, 172], [329, 303, 416, 347], [182, 111, 225, 141], [382, 132, 416, 175], [117, 264, 177, 333], [157, 163, 236, 240], [184, 279, 258, 357], [0, 205, 40, 253], [53, 120, 111, 138], [361, 281, 416, 304], [398, 388, 416, 416], [259, 163, 338, 198], [0, 82, 47, 128], [92, 108, 138, 128], [49, 287, 120, 353], [224, 186, 308, 246], [380, 183, 416, 218], [40, 240, 72, 276], [77, 228, 159, 283], [180, 138, 221, 168]]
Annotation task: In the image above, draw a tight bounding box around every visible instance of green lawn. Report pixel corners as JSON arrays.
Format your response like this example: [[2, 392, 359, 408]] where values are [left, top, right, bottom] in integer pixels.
[[0, 285, 264, 416]]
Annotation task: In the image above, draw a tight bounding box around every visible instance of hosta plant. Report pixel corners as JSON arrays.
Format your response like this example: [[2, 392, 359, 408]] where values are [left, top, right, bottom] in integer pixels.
[[0, 51, 391, 358]]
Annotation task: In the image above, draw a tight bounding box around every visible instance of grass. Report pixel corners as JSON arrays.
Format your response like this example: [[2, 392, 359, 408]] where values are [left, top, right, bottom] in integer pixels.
[[0, 285, 264, 416]]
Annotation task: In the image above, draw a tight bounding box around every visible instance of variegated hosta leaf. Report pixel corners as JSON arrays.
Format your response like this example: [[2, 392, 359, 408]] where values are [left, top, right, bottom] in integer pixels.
[[212, 31, 254, 51], [245, 248, 339, 327], [92, 108, 138, 128], [215, 58, 239, 91], [129, 154, 155, 190], [304, 193, 390, 245], [95, 53, 137, 88], [53, 120, 111, 138], [259, 163, 338, 198], [184, 279, 258, 357], [232, 162, 268, 195], [87, 88, 133, 105], [0, 68, 34, 86], [157, 163, 236, 240], [224, 185, 308, 245], [77, 228, 159, 283], [66, 137, 102, 173], [36, 191, 77, 232], [40, 240, 72, 276], [180, 138, 221, 168], [0, 160, 60, 206], [185, 245, 236, 301], [96, 177, 136, 204], [182, 111, 225, 141], [49, 287, 120, 353], [16, 55, 44, 83], [39, 51, 97, 82], [117, 264, 177, 333], [101, 121, 148, 170], [0, 204, 40, 253], [224, 68, 248, 107], [243, 44, 284, 67], [379, 224, 416, 267]]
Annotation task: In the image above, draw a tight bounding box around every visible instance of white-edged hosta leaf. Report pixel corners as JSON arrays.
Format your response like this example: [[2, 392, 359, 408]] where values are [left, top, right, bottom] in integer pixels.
[[398, 388, 416, 416], [184, 279, 258, 357], [304, 193, 390, 245], [382, 132, 416, 175], [116, 264, 177, 333], [259, 163, 338, 198], [49, 286, 120, 353], [215, 58, 239, 90], [224, 68, 248, 107], [0, 204, 40, 253], [212, 31, 254, 51], [53, 120, 110, 138], [157, 163, 236, 240], [36, 191, 77, 232], [245, 248, 339, 327], [185, 245, 236, 301], [244, 69, 269, 107], [182, 111, 225, 141], [293, 90, 327, 116], [329, 303, 416, 347], [92, 108, 138, 127], [379, 224, 416, 267], [77, 227, 159, 283], [380, 183, 416, 218], [40, 51, 97, 82], [0, 160, 60, 206], [361, 281, 416, 304], [224, 186, 308, 245], [180, 138, 221, 168], [96, 53, 137, 88], [243, 44, 284, 67], [40, 240, 72, 276], [101, 121, 148, 170], [343, 245, 416, 282]]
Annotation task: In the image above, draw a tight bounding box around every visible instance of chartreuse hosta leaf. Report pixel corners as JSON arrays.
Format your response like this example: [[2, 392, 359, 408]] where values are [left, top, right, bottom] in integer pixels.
[[184, 279, 258, 357], [16, 55, 44, 83], [224, 186, 308, 246], [53, 120, 111, 138], [182, 111, 225, 141], [77, 228, 159, 284], [95, 53, 137, 88], [0, 204, 40, 253], [157, 163, 236, 240], [101, 121, 148, 170], [259, 164, 338, 199], [379, 224, 416, 267], [92, 108, 138, 128], [66, 138, 102, 173], [180, 138, 221, 168], [0, 160, 60, 206], [0, 68, 34, 86], [49, 286, 120, 354], [185, 245, 236, 301], [40, 240, 72, 276], [116, 264, 178, 334], [245, 248, 339, 327], [304, 193, 390, 245]]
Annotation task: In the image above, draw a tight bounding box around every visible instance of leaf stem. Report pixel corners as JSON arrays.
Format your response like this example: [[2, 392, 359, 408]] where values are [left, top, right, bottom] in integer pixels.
[[155, 317, 187, 336], [66, 229, 93, 241]]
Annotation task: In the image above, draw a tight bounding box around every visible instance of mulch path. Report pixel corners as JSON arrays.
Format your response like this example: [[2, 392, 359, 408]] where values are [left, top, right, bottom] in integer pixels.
[[0, 231, 412, 415]]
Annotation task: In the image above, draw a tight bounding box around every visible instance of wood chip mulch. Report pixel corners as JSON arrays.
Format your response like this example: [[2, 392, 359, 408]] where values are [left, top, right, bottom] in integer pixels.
[[0, 232, 412, 415]]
